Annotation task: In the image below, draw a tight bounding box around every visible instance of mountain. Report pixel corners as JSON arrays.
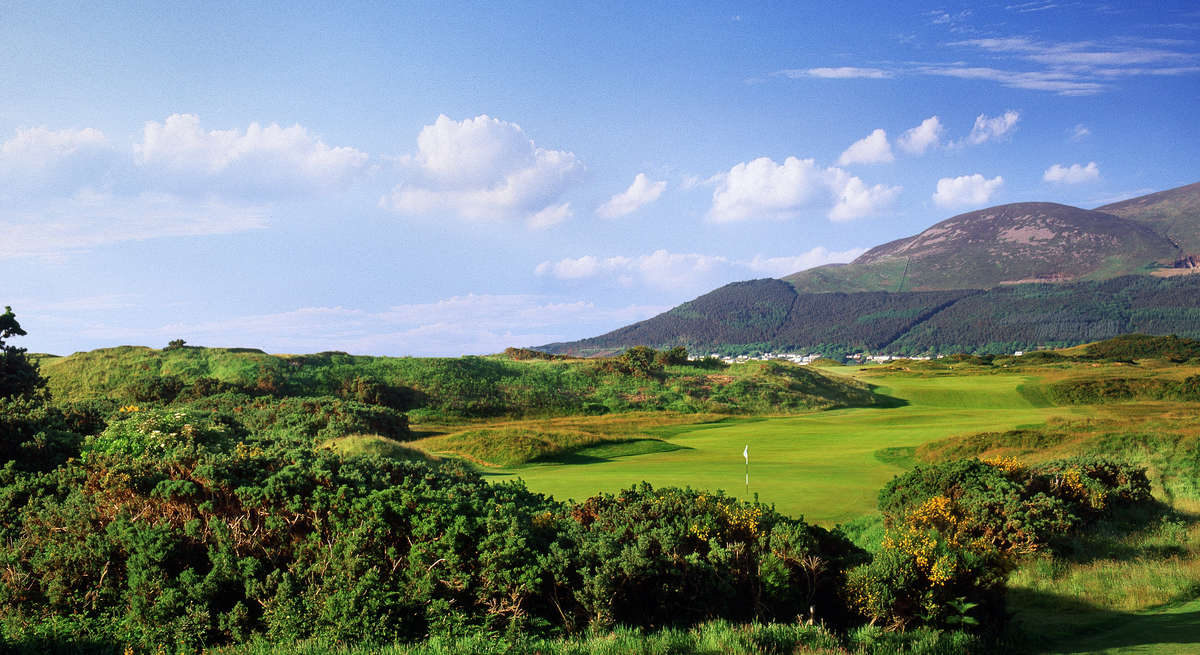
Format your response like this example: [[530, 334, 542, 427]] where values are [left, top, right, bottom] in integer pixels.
[[539, 275, 1200, 357], [1096, 181, 1200, 255], [540, 182, 1200, 356], [785, 200, 1187, 293]]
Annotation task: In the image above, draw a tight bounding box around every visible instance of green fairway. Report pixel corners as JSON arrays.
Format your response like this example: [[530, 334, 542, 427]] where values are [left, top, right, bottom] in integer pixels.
[[494, 372, 1076, 524]]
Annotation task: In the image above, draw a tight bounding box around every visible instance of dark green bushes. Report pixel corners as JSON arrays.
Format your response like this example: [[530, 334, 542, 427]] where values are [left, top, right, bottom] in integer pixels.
[[184, 394, 411, 442], [1, 434, 868, 651], [563, 484, 866, 631], [0, 307, 43, 401]]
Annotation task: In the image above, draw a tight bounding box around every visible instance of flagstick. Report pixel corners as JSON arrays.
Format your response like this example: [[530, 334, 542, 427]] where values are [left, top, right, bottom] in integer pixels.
[[743, 444, 749, 495]]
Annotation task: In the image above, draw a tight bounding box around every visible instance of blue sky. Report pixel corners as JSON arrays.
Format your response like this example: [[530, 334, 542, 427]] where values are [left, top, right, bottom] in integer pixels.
[[4, 1, 1198, 355]]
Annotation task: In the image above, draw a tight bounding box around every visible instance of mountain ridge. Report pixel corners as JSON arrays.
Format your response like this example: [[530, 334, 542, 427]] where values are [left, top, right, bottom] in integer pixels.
[[785, 194, 1191, 293], [541, 182, 1200, 356]]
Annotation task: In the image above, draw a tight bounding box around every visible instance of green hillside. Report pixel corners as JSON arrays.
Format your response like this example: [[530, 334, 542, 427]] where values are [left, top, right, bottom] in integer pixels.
[[1098, 181, 1200, 254], [541, 275, 1200, 357], [34, 343, 882, 422]]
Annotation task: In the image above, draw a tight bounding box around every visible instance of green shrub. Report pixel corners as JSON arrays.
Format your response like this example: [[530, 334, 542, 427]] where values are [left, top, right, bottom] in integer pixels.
[[562, 484, 867, 631]]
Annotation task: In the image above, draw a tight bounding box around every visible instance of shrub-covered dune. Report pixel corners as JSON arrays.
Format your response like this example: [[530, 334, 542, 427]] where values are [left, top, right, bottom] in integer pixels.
[[34, 345, 882, 421]]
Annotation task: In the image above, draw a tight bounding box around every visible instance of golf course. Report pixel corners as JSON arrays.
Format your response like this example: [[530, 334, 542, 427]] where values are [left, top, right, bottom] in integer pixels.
[[491, 371, 1073, 524], [469, 362, 1200, 654]]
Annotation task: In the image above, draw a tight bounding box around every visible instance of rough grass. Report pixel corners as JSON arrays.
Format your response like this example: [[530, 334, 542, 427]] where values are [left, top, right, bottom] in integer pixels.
[[194, 619, 989, 655]]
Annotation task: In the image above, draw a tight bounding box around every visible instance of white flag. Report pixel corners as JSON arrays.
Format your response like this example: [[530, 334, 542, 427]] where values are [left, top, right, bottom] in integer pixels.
[[743, 445, 749, 462]]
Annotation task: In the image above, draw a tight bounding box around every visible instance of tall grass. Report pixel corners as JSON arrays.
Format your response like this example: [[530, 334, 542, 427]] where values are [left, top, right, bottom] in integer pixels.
[[194, 620, 990, 655]]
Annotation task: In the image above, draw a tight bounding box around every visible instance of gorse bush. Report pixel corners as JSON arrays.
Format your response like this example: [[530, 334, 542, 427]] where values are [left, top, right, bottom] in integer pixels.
[[563, 484, 867, 632], [846, 456, 1153, 631], [0, 443, 870, 651]]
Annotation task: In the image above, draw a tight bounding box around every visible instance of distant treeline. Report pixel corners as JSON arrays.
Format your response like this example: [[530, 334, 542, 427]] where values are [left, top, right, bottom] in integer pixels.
[[539, 275, 1200, 357]]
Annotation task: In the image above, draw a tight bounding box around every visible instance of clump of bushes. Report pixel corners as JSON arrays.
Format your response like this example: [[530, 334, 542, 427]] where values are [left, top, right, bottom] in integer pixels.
[[563, 484, 867, 631], [846, 456, 1151, 631], [1, 430, 869, 651]]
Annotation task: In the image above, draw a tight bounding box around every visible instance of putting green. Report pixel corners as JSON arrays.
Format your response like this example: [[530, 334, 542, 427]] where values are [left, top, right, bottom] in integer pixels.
[[494, 372, 1078, 524]]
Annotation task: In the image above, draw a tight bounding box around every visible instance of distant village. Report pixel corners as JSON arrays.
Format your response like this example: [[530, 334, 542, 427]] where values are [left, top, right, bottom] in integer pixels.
[[688, 351, 1027, 365]]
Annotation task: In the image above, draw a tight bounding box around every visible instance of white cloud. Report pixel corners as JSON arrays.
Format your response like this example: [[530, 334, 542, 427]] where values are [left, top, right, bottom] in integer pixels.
[[1043, 162, 1100, 184], [828, 174, 902, 221], [536, 247, 867, 290], [537, 250, 728, 291], [135, 114, 368, 193], [959, 110, 1021, 146], [527, 202, 573, 229], [709, 157, 826, 222], [744, 247, 868, 276], [72, 295, 667, 356], [708, 156, 898, 222], [0, 126, 114, 195], [785, 36, 1199, 97], [382, 114, 583, 223], [596, 173, 667, 218], [932, 174, 1004, 209], [1, 126, 109, 170], [837, 129, 894, 166], [1069, 123, 1091, 141], [898, 116, 944, 155], [777, 67, 894, 79], [0, 190, 268, 259], [919, 65, 1107, 95]]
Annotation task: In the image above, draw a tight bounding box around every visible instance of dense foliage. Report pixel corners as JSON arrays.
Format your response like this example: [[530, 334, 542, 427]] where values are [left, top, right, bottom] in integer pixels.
[[0, 414, 868, 650], [541, 275, 1200, 357], [846, 457, 1152, 630]]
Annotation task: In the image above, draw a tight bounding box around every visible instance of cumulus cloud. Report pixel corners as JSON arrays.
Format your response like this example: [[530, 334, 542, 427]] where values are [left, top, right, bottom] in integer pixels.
[[932, 174, 1004, 209], [898, 116, 944, 155], [0, 190, 268, 259], [828, 174, 902, 222], [382, 114, 583, 223], [1043, 162, 1100, 184], [537, 250, 729, 291], [596, 173, 667, 218], [0, 126, 114, 195], [837, 129, 894, 166], [1, 126, 109, 169], [536, 247, 866, 290], [957, 110, 1021, 146], [709, 157, 826, 222], [708, 157, 899, 222], [135, 114, 369, 193]]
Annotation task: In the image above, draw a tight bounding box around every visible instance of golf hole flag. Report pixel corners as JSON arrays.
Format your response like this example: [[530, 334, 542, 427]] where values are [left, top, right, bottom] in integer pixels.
[[743, 444, 749, 492]]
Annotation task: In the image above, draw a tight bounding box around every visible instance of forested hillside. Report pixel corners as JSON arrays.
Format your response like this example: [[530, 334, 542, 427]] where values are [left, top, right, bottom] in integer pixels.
[[540, 275, 1200, 357]]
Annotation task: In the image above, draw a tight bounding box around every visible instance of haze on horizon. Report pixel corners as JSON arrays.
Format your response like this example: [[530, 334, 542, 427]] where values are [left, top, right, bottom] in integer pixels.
[[4, 1, 1198, 356]]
